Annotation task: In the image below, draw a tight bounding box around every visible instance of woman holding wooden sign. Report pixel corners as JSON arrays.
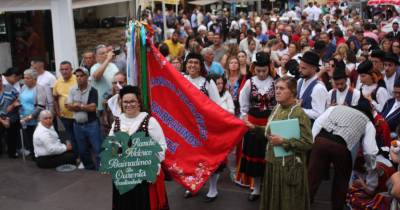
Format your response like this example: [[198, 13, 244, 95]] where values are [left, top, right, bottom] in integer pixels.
[[106, 85, 169, 210], [260, 76, 312, 210]]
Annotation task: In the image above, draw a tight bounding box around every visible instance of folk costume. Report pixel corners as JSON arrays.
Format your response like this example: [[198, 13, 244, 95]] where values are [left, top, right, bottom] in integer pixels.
[[109, 112, 168, 210], [357, 61, 391, 113], [183, 52, 222, 201], [296, 51, 328, 123], [309, 105, 379, 210], [238, 52, 277, 200], [327, 62, 361, 107], [381, 78, 400, 134], [260, 104, 312, 210]]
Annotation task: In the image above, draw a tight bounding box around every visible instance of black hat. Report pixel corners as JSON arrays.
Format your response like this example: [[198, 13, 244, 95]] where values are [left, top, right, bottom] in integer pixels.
[[357, 60, 373, 75], [352, 97, 374, 121], [253, 52, 270, 67], [383, 52, 400, 65], [299, 51, 320, 67], [332, 61, 347, 80], [185, 52, 203, 63], [370, 49, 385, 60]]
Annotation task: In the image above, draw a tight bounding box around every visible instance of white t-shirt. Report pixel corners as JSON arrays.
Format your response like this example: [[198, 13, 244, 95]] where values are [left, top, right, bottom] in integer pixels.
[[37, 71, 56, 89], [90, 62, 119, 111], [37, 71, 56, 110]]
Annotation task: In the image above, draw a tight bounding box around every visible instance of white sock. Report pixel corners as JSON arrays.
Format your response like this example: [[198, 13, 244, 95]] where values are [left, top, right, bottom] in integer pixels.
[[206, 173, 219, 197], [251, 177, 261, 195]]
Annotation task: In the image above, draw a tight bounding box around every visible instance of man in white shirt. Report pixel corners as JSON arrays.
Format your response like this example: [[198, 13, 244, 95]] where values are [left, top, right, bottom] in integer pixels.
[[32, 58, 56, 111], [311, 3, 322, 22], [327, 61, 360, 106], [297, 51, 328, 123], [303, 2, 314, 22], [309, 103, 378, 210], [383, 52, 400, 97], [381, 79, 400, 135], [239, 30, 261, 52]]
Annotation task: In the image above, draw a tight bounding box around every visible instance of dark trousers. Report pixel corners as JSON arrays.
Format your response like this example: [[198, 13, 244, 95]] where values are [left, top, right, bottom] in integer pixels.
[[36, 151, 76, 168], [60, 117, 78, 159], [308, 136, 352, 210], [5, 121, 20, 157]]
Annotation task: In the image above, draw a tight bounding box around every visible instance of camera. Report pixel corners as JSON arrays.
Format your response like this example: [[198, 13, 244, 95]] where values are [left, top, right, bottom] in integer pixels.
[[113, 47, 121, 55]]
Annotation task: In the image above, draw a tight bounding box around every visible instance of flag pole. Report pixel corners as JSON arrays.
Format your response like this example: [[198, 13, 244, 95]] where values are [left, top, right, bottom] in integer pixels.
[[132, 0, 136, 20], [162, 1, 167, 40]]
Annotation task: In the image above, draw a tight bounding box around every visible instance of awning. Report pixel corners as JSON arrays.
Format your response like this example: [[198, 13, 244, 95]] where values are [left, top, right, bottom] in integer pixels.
[[154, 0, 179, 5], [188, 0, 220, 6], [0, 0, 130, 12], [368, 0, 400, 6]]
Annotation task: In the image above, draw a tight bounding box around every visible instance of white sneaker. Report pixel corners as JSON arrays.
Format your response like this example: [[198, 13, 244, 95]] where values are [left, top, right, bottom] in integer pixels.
[[78, 162, 85, 170]]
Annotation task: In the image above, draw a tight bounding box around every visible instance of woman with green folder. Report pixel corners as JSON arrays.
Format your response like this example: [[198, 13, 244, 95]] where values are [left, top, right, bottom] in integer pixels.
[[260, 76, 313, 210]]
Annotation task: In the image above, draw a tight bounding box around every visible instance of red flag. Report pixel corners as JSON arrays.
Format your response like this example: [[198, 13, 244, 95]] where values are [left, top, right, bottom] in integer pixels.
[[147, 44, 248, 193]]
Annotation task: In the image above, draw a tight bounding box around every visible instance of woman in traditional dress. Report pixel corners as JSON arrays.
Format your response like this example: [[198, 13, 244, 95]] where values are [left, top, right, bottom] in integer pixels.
[[357, 60, 390, 112], [182, 52, 222, 201], [260, 76, 312, 210], [108, 85, 169, 210], [239, 52, 277, 201]]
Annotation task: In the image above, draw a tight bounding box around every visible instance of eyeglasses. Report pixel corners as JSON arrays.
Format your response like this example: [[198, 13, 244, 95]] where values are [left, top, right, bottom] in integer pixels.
[[122, 100, 139, 105], [393, 45, 400, 48]]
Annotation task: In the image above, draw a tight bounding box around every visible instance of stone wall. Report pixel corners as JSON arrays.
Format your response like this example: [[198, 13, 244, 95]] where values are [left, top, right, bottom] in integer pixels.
[[75, 27, 125, 58]]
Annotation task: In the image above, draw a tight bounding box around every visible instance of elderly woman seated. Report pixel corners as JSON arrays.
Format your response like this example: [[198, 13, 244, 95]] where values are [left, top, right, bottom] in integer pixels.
[[33, 110, 75, 168]]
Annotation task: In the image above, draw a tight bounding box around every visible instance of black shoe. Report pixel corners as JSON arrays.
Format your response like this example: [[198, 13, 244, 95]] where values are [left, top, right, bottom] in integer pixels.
[[248, 194, 260, 201], [204, 195, 218, 203], [183, 190, 193, 198]]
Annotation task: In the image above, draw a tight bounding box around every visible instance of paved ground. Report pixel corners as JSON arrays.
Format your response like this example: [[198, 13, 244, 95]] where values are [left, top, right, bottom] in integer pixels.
[[0, 157, 333, 210]]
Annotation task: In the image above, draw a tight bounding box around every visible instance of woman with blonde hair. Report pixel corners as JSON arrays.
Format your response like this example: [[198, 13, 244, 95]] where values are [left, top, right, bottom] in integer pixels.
[[334, 43, 357, 73], [380, 37, 393, 53]]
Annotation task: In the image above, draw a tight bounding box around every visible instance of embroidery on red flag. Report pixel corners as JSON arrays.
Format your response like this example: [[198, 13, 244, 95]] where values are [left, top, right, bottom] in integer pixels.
[[147, 44, 248, 193]]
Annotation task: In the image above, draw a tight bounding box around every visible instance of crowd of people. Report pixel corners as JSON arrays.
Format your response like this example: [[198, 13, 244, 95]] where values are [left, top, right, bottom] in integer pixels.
[[1, 0, 400, 209]]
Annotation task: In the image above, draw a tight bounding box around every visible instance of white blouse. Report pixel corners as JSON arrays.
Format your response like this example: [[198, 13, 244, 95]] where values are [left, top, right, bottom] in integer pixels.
[[361, 84, 390, 112], [184, 75, 222, 105], [220, 91, 235, 114], [109, 112, 167, 162], [327, 86, 361, 106], [33, 123, 67, 157], [239, 76, 274, 118]]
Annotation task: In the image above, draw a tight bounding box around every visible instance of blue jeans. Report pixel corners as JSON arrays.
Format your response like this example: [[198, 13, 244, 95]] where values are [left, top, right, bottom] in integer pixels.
[[60, 117, 78, 159], [73, 120, 102, 170]]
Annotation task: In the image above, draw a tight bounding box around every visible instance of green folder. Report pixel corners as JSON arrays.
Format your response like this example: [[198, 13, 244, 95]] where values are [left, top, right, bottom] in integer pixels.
[[269, 118, 300, 157]]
